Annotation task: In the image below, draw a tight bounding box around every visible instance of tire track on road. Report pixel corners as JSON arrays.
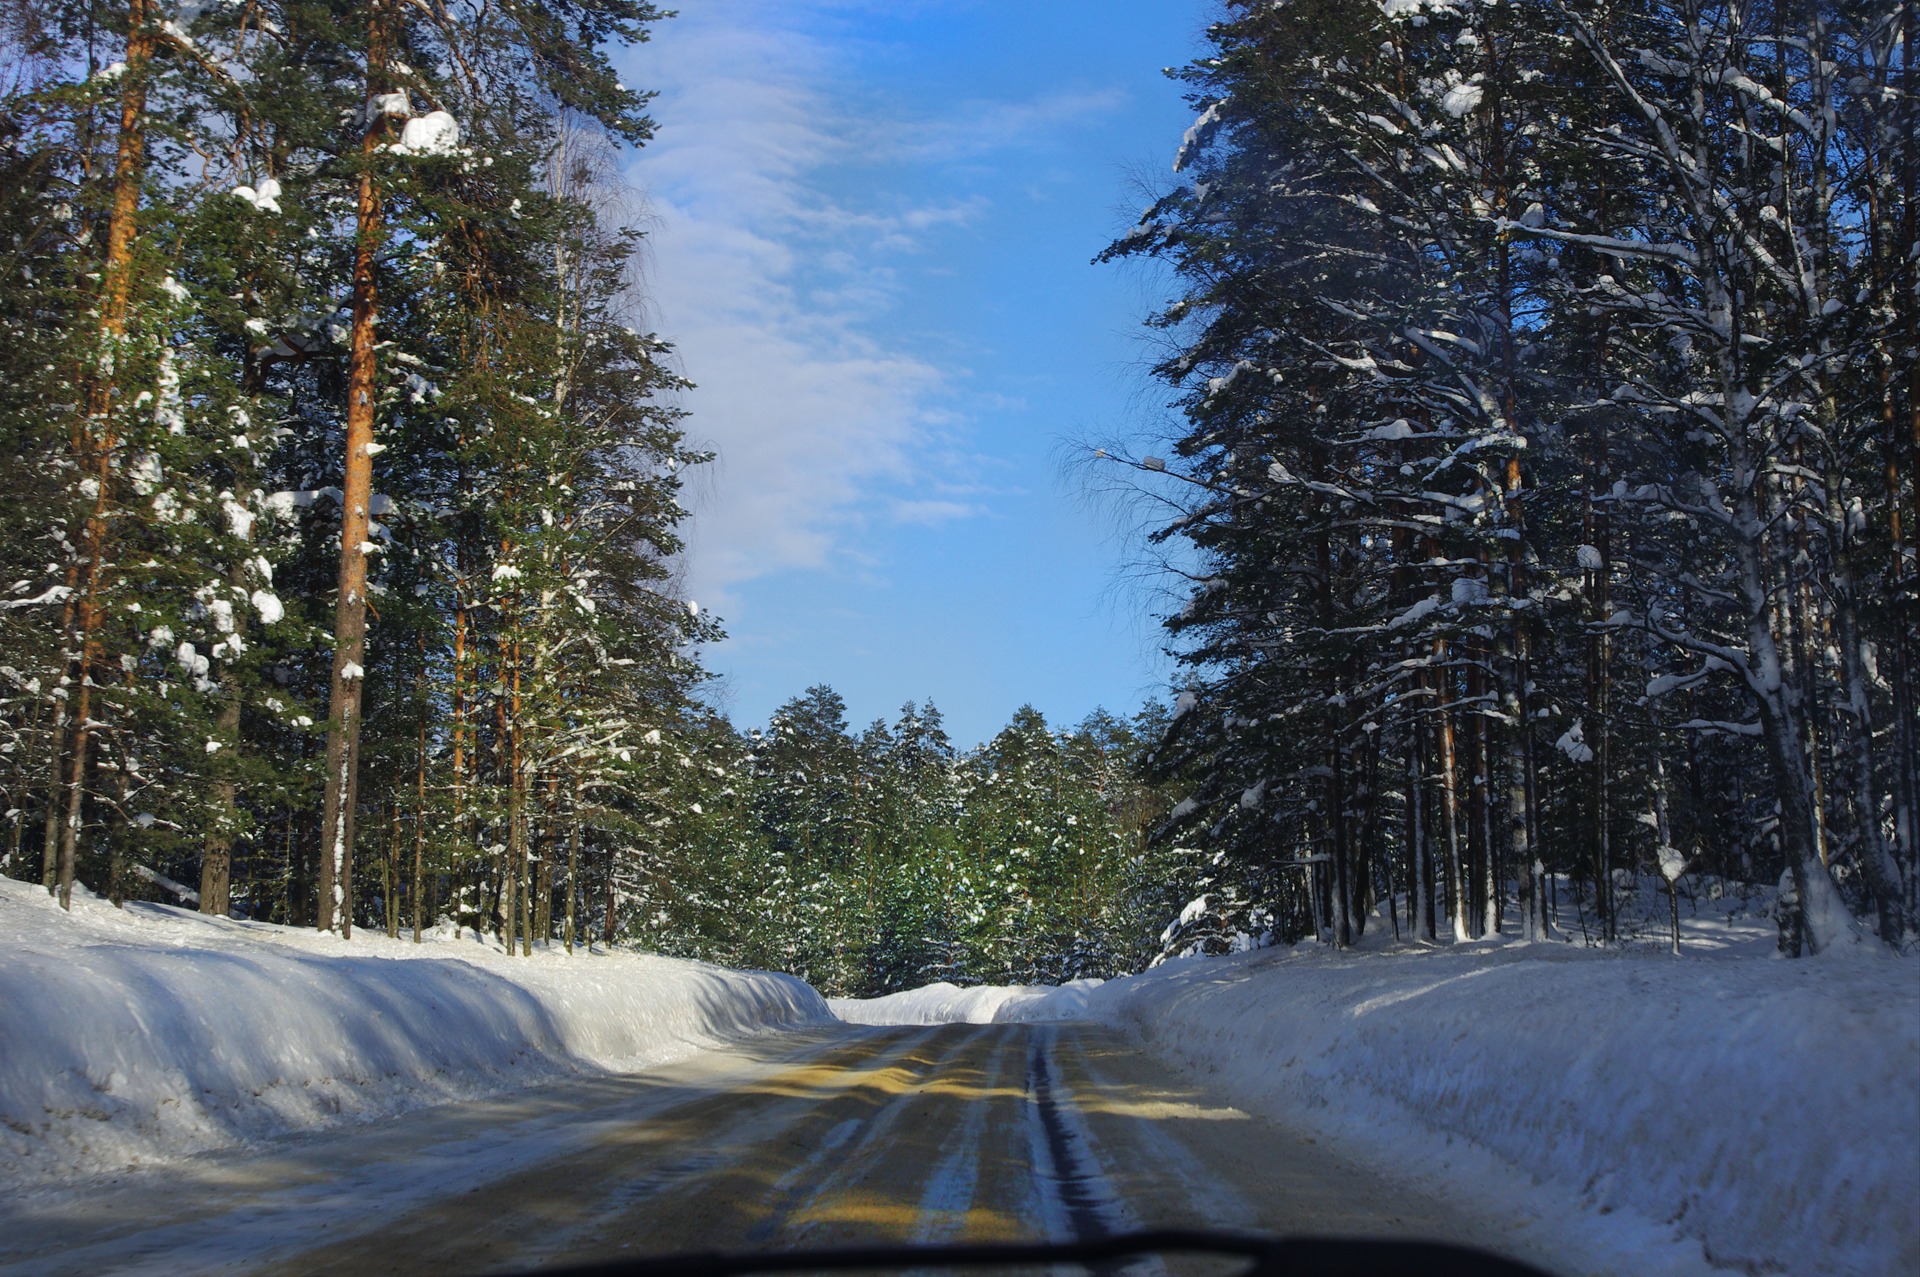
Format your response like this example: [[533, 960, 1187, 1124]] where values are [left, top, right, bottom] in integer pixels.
[[1024, 1026, 1126, 1240], [272, 1026, 950, 1276], [907, 1024, 1018, 1244], [1024, 1026, 1169, 1277], [0, 1021, 1545, 1277], [748, 1025, 984, 1247], [1054, 1029, 1261, 1234]]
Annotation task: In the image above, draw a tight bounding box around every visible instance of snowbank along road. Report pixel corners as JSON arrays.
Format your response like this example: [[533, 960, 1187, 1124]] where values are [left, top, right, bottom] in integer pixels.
[[0, 1022, 1543, 1277]]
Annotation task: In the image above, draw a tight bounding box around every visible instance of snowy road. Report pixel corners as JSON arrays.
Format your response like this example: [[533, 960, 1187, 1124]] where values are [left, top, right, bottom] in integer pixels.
[[0, 1023, 1538, 1276]]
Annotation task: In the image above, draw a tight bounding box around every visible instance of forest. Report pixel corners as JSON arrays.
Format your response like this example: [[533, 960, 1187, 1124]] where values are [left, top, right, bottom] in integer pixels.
[[0, 0, 720, 946], [1100, 0, 1917, 959], [0, 0, 1913, 993]]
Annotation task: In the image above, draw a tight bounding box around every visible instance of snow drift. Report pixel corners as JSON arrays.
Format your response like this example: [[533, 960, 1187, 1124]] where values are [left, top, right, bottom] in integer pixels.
[[834, 891, 1916, 1277], [828, 978, 1102, 1025], [1083, 941, 1917, 1277], [0, 878, 831, 1185]]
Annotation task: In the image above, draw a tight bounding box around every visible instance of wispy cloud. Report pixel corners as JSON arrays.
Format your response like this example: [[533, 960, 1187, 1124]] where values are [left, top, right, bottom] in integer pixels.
[[874, 88, 1132, 163], [887, 499, 986, 526], [624, 1, 1127, 619]]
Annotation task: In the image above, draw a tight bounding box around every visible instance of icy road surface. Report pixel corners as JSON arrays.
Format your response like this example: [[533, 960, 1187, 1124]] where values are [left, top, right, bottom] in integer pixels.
[[0, 1022, 1556, 1277]]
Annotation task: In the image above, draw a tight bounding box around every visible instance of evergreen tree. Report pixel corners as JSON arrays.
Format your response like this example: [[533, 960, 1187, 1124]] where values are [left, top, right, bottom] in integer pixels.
[[0, 0, 708, 955], [1102, 0, 1915, 956]]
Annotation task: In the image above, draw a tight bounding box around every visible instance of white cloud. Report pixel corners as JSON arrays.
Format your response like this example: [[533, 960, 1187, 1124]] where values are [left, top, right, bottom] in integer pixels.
[[624, 2, 1128, 621], [887, 499, 985, 526], [621, 9, 940, 617], [874, 88, 1132, 163]]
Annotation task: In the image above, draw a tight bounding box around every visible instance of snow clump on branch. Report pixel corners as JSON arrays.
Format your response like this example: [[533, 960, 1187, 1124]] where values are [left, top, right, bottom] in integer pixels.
[[392, 112, 461, 157]]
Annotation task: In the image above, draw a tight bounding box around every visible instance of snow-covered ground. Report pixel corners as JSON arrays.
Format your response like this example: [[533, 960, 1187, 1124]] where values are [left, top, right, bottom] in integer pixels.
[[1092, 939, 1915, 1277], [828, 977, 1103, 1025], [8, 873, 1913, 1277], [834, 889, 1919, 1277], [0, 878, 830, 1186]]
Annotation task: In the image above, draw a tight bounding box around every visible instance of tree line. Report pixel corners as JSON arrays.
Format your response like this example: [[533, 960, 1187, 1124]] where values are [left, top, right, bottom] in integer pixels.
[[1100, 0, 1916, 956], [631, 689, 1197, 998]]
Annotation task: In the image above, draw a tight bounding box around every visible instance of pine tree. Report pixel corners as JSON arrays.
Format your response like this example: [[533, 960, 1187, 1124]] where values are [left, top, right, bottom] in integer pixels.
[[1103, 0, 1914, 955], [1, 0, 709, 952]]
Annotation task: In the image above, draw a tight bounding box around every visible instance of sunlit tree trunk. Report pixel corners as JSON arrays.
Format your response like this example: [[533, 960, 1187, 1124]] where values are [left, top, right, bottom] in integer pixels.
[[57, 0, 157, 910], [318, 0, 393, 935]]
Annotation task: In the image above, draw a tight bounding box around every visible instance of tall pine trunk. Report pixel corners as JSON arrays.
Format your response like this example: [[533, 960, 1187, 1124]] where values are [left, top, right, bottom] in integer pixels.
[[1406, 716, 1435, 942], [412, 669, 428, 942], [41, 574, 79, 891], [318, 1, 392, 935], [565, 773, 583, 953], [1433, 640, 1471, 942], [57, 0, 155, 910], [200, 692, 241, 915], [1584, 425, 1615, 942], [1731, 442, 1859, 952]]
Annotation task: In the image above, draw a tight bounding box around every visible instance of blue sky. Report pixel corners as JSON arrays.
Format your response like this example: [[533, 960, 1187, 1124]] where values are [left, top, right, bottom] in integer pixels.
[[620, 1, 1208, 747]]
